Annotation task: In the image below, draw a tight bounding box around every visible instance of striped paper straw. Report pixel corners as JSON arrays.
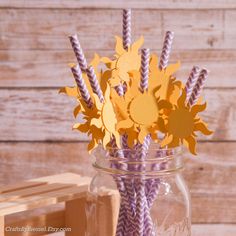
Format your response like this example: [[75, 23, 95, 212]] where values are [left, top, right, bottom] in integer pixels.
[[123, 82, 128, 94], [144, 199, 155, 235], [147, 180, 160, 208], [122, 134, 136, 216], [115, 84, 124, 96], [141, 138, 155, 235], [134, 135, 154, 235], [86, 66, 104, 103], [116, 203, 127, 236], [110, 138, 136, 233], [117, 180, 136, 230], [188, 68, 209, 106], [185, 66, 200, 101], [140, 48, 150, 93], [135, 179, 145, 235], [122, 9, 132, 50], [69, 34, 88, 72], [70, 64, 93, 108], [159, 31, 174, 70]]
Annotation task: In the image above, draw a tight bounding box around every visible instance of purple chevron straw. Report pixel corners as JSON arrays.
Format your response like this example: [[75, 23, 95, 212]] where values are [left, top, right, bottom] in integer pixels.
[[110, 139, 136, 235], [136, 47, 155, 234], [116, 10, 135, 235], [70, 64, 93, 108], [118, 136, 137, 235], [122, 135, 136, 215], [146, 32, 175, 220], [115, 84, 124, 96], [185, 66, 200, 102], [69, 34, 88, 72], [140, 48, 150, 93], [116, 203, 127, 236], [137, 136, 155, 235], [114, 9, 131, 97], [136, 46, 156, 234], [123, 9, 131, 51], [159, 31, 174, 70], [188, 68, 208, 106], [135, 178, 145, 235], [69, 35, 105, 105], [86, 66, 104, 103]]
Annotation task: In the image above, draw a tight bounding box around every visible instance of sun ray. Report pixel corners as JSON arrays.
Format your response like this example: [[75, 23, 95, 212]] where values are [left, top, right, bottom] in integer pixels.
[[117, 118, 134, 130], [185, 135, 197, 155], [191, 103, 207, 116], [161, 134, 174, 147], [73, 104, 81, 118], [194, 122, 213, 135]]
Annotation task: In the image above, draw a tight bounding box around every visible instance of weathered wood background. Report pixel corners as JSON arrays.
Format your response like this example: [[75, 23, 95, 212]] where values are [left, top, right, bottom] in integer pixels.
[[0, 0, 236, 234]]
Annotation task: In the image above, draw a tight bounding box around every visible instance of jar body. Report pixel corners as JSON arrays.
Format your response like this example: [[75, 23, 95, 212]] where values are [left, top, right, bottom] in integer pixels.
[[86, 147, 191, 236]]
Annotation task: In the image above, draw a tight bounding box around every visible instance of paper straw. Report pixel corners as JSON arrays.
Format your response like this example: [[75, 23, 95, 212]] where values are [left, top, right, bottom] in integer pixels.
[[140, 48, 150, 93], [116, 203, 127, 236], [122, 9, 131, 50], [115, 84, 124, 96], [141, 141, 155, 235], [147, 180, 160, 208], [69, 34, 88, 72], [134, 135, 154, 235], [121, 134, 137, 216], [123, 82, 128, 94], [135, 179, 145, 235], [70, 64, 93, 108], [121, 134, 129, 149], [110, 138, 136, 233], [116, 180, 136, 230], [188, 68, 208, 106], [86, 66, 104, 103], [137, 135, 151, 171], [144, 199, 155, 235], [159, 31, 174, 70], [147, 148, 168, 209], [185, 66, 200, 101]]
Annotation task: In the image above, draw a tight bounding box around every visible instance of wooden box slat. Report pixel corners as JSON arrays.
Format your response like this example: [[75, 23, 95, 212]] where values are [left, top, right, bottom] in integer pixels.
[[5, 210, 65, 236], [0, 184, 88, 215], [0, 183, 75, 203], [0, 173, 90, 216], [0, 182, 47, 194], [30, 173, 91, 186]]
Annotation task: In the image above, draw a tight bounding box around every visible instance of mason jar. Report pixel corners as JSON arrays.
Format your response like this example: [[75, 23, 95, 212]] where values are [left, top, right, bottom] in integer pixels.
[[86, 145, 191, 236]]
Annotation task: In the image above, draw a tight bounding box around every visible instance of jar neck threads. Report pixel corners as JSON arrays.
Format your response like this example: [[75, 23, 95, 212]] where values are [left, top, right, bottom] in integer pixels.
[[92, 146, 183, 177]]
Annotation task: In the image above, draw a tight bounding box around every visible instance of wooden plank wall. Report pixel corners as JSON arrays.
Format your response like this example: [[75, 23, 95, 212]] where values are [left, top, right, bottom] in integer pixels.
[[0, 0, 236, 230]]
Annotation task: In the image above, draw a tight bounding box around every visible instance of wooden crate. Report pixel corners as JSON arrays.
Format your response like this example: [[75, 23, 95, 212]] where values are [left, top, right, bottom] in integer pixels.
[[0, 172, 119, 236]]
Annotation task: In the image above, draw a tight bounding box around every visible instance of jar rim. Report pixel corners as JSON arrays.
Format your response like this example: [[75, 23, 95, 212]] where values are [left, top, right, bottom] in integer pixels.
[[91, 144, 184, 176], [92, 144, 182, 162], [92, 162, 184, 177]]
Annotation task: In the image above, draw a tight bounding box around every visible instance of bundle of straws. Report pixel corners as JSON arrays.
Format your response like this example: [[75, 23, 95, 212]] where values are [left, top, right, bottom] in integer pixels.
[[60, 9, 212, 235]]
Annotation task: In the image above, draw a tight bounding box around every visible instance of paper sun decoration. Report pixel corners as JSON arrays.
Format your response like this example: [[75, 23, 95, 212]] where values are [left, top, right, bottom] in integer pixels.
[[60, 35, 212, 155]]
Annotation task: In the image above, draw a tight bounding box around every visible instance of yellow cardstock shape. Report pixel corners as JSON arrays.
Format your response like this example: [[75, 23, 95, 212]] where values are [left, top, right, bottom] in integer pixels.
[[161, 90, 213, 155]]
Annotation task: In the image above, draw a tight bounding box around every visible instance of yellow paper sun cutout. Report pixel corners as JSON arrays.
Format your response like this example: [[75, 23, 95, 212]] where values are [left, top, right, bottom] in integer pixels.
[[160, 90, 213, 154], [114, 71, 171, 146], [101, 36, 144, 87], [73, 84, 120, 152], [148, 54, 181, 103]]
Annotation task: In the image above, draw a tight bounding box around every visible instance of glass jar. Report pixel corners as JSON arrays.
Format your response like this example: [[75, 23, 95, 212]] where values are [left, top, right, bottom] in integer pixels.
[[86, 145, 191, 236]]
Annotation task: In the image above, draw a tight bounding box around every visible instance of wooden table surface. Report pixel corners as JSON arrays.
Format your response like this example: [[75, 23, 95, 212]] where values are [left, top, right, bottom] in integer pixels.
[[0, 0, 236, 235]]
